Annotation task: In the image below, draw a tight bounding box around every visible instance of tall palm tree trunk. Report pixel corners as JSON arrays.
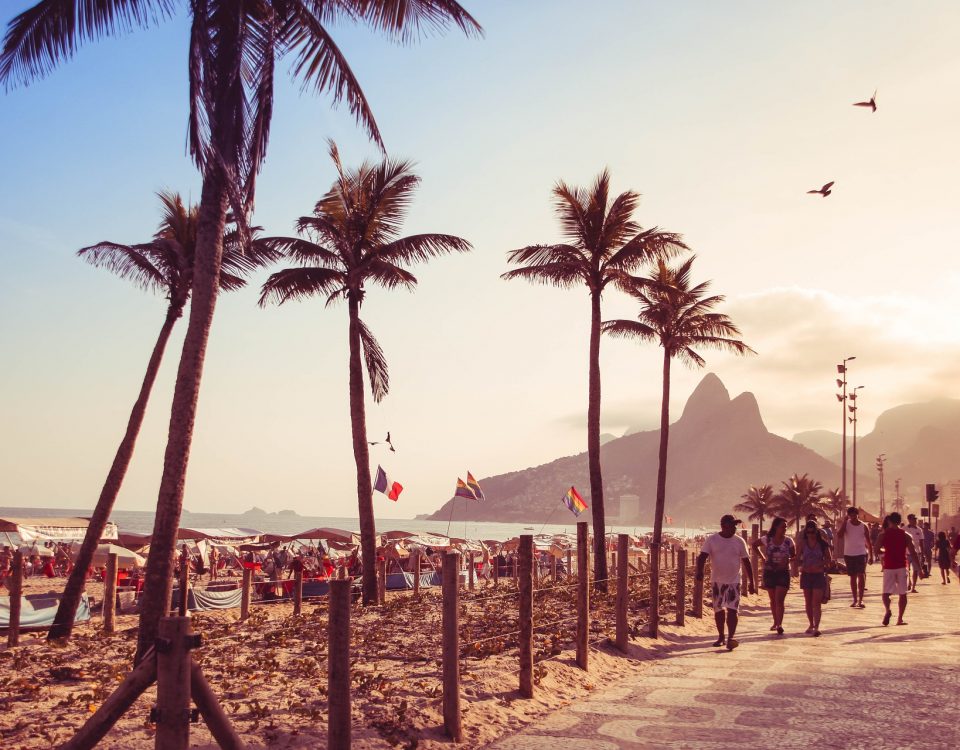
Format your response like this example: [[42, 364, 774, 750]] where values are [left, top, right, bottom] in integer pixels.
[[587, 291, 607, 590], [135, 177, 228, 660], [48, 305, 182, 641], [650, 348, 671, 637], [347, 295, 377, 605]]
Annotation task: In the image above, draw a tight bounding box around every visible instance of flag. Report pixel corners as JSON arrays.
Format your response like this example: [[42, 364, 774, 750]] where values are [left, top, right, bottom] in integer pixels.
[[454, 478, 478, 501], [373, 465, 403, 501], [562, 486, 588, 517], [666, 515, 674, 525], [466, 471, 485, 501]]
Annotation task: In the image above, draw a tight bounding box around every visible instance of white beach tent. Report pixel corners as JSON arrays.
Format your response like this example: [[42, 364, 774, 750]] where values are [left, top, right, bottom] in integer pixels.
[[70, 543, 146, 568]]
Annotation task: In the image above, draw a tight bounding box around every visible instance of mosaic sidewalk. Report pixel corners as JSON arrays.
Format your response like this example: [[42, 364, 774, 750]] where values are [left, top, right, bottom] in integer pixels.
[[491, 567, 960, 749]]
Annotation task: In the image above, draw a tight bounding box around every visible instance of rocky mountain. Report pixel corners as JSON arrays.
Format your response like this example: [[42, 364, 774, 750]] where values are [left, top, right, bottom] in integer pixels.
[[792, 430, 851, 457], [428, 373, 844, 526]]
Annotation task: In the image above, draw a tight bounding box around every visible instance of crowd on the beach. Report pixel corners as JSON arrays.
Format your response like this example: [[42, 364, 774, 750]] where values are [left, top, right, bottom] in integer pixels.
[[0, 542, 75, 588], [696, 509, 960, 650]]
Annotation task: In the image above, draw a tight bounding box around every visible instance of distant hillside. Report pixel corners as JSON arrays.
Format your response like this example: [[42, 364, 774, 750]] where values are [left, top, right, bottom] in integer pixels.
[[792, 430, 851, 457], [428, 374, 845, 526]]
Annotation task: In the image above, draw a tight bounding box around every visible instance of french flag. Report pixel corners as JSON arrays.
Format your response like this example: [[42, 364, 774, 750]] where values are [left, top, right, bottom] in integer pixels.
[[374, 465, 403, 501]]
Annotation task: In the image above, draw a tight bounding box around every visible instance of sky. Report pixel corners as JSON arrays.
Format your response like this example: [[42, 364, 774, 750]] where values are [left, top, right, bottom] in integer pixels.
[[2, 1, 960, 518]]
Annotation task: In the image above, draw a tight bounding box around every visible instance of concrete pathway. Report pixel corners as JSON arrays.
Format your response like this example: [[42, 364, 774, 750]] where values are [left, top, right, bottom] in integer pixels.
[[491, 567, 960, 749]]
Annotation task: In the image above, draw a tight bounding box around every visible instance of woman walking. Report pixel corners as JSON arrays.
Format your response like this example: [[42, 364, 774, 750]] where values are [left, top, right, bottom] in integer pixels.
[[753, 516, 794, 634], [799, 520, 832, 636], [935, 531, 951, 584]]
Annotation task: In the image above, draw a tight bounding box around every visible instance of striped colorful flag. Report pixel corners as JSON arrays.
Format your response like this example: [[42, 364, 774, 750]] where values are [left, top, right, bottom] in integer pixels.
[[466, 471, 485, 501], [454, 478, 478, 501], [562, 486, 588, 517], [373, 465, 403, 501]]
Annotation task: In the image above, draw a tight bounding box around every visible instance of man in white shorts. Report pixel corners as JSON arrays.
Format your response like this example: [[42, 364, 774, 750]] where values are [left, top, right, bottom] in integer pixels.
[[875, 512, 922, 626], [696, 514, 755, 651]]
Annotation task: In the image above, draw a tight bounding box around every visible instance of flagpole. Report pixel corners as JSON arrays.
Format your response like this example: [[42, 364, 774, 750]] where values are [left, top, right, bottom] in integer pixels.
[[538, 502, 562, 536], [445, 495, 457, 537]]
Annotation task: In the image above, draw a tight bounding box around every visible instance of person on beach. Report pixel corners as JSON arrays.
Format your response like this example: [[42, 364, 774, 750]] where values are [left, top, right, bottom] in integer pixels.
[[904, 514, 925, 593], [875, 511, 922, 626], [696, 514, 756, 651], [799, 520, 832, 636], [753, 516, 794, 635], [837, 506, 870, 608], [935, 531, 951, 584]]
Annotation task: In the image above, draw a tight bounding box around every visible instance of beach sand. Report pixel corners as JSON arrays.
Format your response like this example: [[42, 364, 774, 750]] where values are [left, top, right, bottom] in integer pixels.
[[0, 573, 714, 749]]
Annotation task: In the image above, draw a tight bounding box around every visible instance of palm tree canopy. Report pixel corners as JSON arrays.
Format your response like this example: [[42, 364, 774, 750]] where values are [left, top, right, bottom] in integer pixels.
[[602, 255, 755, 367], [772, 473, 825, 529], [502, 170, 687, 295], [77, 190, 278, 305], [734, 483, 775, 525], [2, 1, 481, 227], [257, 141, 471, 401]]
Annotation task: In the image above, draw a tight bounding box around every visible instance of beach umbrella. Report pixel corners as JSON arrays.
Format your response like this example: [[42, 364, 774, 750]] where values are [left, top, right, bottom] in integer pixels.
[[71, 543, 146, 568]]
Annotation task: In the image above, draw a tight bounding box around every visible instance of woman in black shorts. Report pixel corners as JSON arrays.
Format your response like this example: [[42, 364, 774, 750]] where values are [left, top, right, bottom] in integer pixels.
[[753, 516, 795, 635], [936, 531, 951, 584], [799, 519, 832, 636]]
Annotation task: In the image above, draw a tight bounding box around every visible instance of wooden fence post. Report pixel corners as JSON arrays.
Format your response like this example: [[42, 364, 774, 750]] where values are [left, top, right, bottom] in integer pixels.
[[551, 553, 558, 583], [189, 660, 244, 750], [468, 551, 475, 592], [692, 561, 704, 619], [750, 523, 760, 582], [104, 552, 118, 634], [413, 552, 421, 599], [676, 549, 687, 626], [293, 568, 303, 616], [518, 535, 533, 698], [493, 553, 499, 588], [378, 557, 387, 605], [616, 534, 629, 652], [671, 545, 676, 569], [155, 617, 192, 750], [240, 568, 251, 621], [649, 541, 661, 639], [566, 549, 573, 580], [328, 579, 351, 750], [441, 552, 461, 742], [7, 550, 23, 647], [178, 555, 189, 617], [576, 522, 589, 670]]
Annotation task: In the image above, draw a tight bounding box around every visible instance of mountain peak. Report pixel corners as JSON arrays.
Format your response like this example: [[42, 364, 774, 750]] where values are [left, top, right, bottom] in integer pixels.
[[680, 372, 730, 422]]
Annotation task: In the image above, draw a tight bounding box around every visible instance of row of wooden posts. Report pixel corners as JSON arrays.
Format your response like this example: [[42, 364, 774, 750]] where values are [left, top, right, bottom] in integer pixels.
[[4, 524, 762, 749]]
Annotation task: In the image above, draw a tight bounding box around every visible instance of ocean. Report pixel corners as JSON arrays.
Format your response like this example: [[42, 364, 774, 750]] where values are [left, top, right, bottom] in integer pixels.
[[0, 506, 694, 542]]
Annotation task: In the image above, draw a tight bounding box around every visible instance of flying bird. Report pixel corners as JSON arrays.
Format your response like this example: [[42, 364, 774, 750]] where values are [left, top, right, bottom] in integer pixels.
[[807, 181, 834, 197], [386, 432, 396, 453], [853, 90, 877, 113]]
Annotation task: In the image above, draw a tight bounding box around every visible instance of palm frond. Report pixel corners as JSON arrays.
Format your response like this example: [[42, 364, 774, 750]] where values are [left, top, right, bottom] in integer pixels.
[[347, 0, 482, 43], [600, 318, 657, 342], [375, 233, 471, 264], [604, 228, 688, 275], [505, 243, 585, 268], [253, 235, 341, 268], [500, 261, 585, 289], [77, 241, 167, 293], [258, 266, 345, 306], [358, 318, 389, 402], [285, 2, 383, 150], [0, 0, 174, 87], [597, 190, 640, 252], [364, 258, 417, 291]]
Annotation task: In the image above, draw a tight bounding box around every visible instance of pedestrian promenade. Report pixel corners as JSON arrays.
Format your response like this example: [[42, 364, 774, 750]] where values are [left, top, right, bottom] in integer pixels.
[[492, 567, 960, 749]]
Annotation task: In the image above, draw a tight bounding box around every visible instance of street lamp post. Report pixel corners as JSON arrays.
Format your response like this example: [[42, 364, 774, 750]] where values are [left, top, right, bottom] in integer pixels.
[[875, 455, 887, 516], [836, 357, 856, 505], [849, 386, 864, 507]]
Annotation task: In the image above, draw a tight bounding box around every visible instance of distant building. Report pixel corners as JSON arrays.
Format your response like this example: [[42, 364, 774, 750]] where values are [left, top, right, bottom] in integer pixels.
[[606, 494, 621, 522], [945, 480, 960, 515]]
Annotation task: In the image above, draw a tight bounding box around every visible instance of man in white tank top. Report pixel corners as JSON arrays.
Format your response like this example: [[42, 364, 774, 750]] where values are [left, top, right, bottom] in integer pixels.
[[838, 506, 869, 607]]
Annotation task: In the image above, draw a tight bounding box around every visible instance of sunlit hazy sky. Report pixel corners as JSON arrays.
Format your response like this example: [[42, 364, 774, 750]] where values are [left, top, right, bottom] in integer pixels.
[[2, 1, 959, 518]]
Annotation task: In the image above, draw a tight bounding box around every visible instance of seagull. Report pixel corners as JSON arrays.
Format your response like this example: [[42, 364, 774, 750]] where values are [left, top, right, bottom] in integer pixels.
[[853, 90, 877, 113], [385, 432, 396, 453], [807, 181, 834, 197]]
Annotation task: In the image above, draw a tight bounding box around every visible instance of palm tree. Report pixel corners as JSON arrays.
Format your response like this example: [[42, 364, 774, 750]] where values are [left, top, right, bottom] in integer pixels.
[[822, 487, 845, 522], [602, 256, 753, 636], [2, 0, 481, 660], [735, 484, 776, 534], [258, 143, 470, 605], [502, 171, 686, 587], [48, 192, 277, 641], [773, 473, 825, 533]]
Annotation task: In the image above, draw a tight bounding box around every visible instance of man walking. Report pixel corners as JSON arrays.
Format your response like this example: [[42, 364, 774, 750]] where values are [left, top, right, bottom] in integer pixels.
[[904, 514, 925, 593], [696, 514, 756, 651], [921, 522, 935, 575], [837, 506, 869, 608], [875, 512, 922, 626]]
